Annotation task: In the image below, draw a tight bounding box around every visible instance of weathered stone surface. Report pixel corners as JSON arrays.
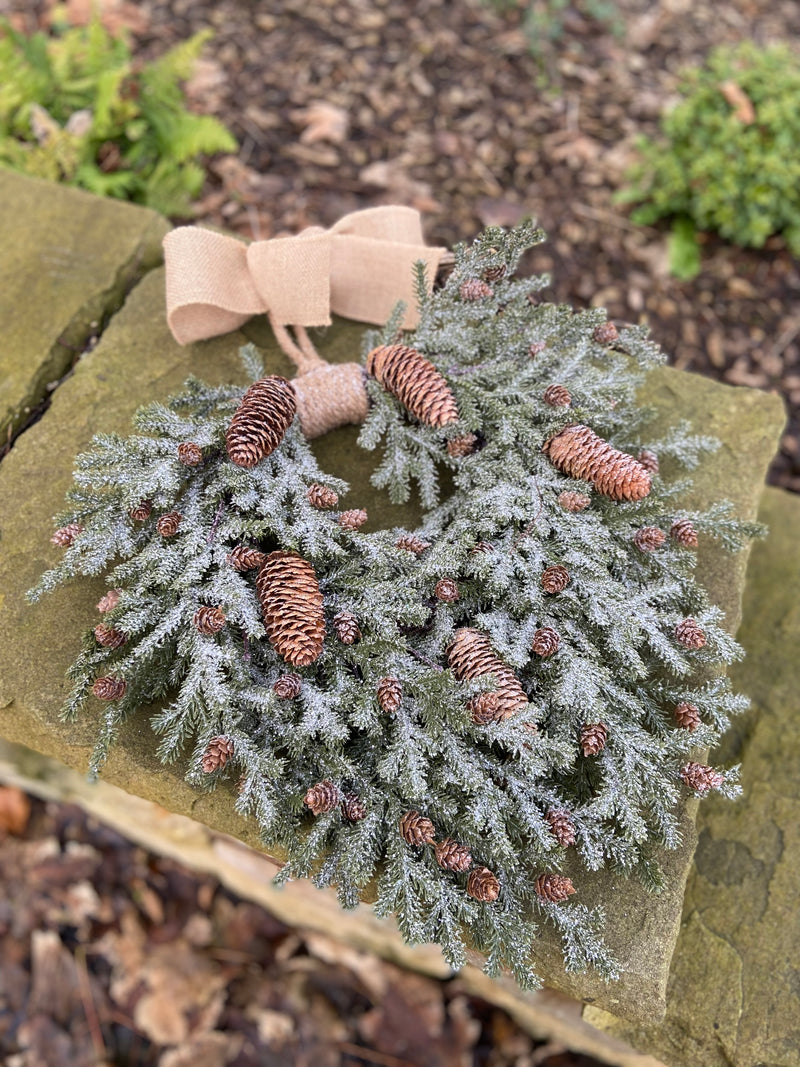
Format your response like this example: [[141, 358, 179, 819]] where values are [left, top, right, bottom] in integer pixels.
[[0, 170, 168, 443], [0, 261, 785, 1023], [585, 486, 800, 1065]]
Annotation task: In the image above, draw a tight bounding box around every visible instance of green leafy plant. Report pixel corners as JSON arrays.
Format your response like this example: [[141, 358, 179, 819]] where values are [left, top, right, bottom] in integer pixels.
[[0, 17, 236, 216], [619, 42, 800, 277], [489, 0, 623, 65]]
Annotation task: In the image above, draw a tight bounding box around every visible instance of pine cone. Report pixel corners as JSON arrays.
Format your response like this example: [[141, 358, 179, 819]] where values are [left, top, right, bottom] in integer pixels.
[[366, 344, 459, 428], [435, 578, 459, 603], [339, 508, 367, 531], [468, 691, 504, 725], [333, 611, 361, 645], [675, 617, 706, 650], [528, 341, 546, 358], [201, 735, 234, 773], [592, 322, 619, 344], [467, 867, 500, 902], [177, 442, 203, 466], [306, 483, 339, 509], [541, 565, 569, 594], [546, 809, 576, 848], [156, 511, 182, 537], [447, 433, 478, 458], [94, 624, 126, 649], [96, 589, 121, 613], [304, 780, 340, 815], [435, 838, 473, 872], [637, 449, 660, 474], [228, 545, 267, 572], [51, 523, 84, 546], [226, 376, 297, 468], [483, 264, 506, 282], [543, 384, 571, 407], [193, 606, 226, 636], [395, 534, 430, 554], [273, 674, 302, 700], [400, 810, 435, 846], [256, 552, 325, 666], [128, 500, 153, 522], [535, 873, 576, 903], [580, 722, 607, 756], [681, 761, 725, 795], [531, 627, 559, 657], [92, 676, 126, 700], [448, 628, 527, 720], [674, 701, 700, 730], [633, 526, 666, 552], [377, 677, 402, 713], [460, 278, 493, 301], [671, 518, 699, 548], [558, 490, 590, 513], [341, 793, 367, 821], [471, 541, 494, 553], [544, 425, 651, 502]]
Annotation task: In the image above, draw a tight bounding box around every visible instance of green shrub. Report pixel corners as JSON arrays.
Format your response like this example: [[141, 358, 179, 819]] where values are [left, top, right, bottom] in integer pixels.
[[0, 17, 236, 216], [619, 43, 800, 277]]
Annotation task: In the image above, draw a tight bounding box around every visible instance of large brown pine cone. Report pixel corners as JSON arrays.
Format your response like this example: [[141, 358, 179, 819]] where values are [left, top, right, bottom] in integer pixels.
[[541, 565, 570, 594], [435, 838, 473, 872], [256, 551, 325, 666], [468, 691, 504, 725], [447, 433, 478, 458], [333, 611, 361, 645], [467, 867, 500, 902], [228, 545, 267, 572], [377, 677, 403, 713], [304, 780, 340, 815], [448, 628, 527, 720], [459, 278, 493, 301], [92, 676, 126, 700], [680, 761, 725, 794], [535, 873, 576, 902], [531, 627, 559, 657], [306, 483, 339, 509], [339, 508, 368, 531], [341, 794, 367, 822], [156, 511, 182, 537], [366, 344, 459, 428], [129, 500, 153, 522], [543, 384, 571, 407], [580, 722, 608, 756], [96, 589, 121, 613], [674, 702, 700, 730], [558, 490, 590, 513], [193, 606, 226, 636], [434, 578, 459, 603], [400, 810, 435, 846], [201, 736, 234, 773], [671, 518, 699, 548], [395, 533, 431, 554], [177, 442, 203, 466], [675, 618, 706, 650], [51, 523, 84, 546], [546, 809, 576, 848], [633, 526, 666, 552], [544, 425, 651, 502], [273, 674, 302, 700], [226, 376, 297, 468], [94, 624, 127, 649]]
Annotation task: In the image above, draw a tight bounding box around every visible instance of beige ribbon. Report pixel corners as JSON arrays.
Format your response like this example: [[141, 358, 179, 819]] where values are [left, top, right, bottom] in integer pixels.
[[163, 205, 447, 345]]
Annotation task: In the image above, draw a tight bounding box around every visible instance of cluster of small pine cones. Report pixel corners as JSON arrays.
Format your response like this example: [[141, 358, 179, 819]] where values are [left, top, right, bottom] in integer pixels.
[[303, 779, 367, 822]]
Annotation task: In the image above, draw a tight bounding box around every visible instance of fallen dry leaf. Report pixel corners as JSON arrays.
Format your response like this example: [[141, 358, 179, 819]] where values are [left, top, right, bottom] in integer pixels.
[[719, 80, 756, 124], [0, 786, 31, 835], [291, 102, 349, 146]]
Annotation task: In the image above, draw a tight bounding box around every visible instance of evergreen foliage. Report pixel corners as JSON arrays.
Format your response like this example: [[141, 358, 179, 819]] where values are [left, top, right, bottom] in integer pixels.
[[30, 223, 762, 989]]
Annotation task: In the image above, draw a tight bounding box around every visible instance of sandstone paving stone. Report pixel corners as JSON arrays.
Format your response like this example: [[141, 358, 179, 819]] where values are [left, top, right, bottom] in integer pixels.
[[584, 486, 800, 1066], [0, 170, 169, 444], [0, 261, 785, 1024]]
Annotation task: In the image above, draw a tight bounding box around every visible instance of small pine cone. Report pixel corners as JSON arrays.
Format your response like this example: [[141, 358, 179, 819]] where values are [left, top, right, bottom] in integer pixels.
[[531, 627, 559, 657], [467, 866, 500, 902], [306, 483, 339, 509], [341, 793, 367, 822], [273, 674, 302, 700], [304, 780, 340, 815], [542, 565, 569, 594], [633, 526, 666, 552], [377, 676, 403, 713], [472, 541, 494, 554], [201, 735, 234, 773], [193, 605, 226, 636], [366, 344, 459, 428], [459, 278, 493, 301], [333, 611, 361, 645], [681, 761, 725, 795], [129, 500, 153, 522], [546, 809, 576, 848], [256, 551, 325, 666], [580, 722, 608, 756], [528, 341, 546, 358], [51, 523, 84, 546], [400, 810, 435, 846], [228, 545, 267, 572], [435, 578, 459, 603], [177, 442, 203, 466], [226, 376, 297, 468], [535, 872, 576, 903], [543, 384, 571, 407], [468, 691, 504, 725], [558, 490, 590, 513], [396, 533, 430, 554], [637, 449, 660, 475], [94, 624, 126, 649], [674, 701, 701, 731], [96, 589, 121, 613], [92, 676, 126, 701], [592, 322, 619, 344], [448, 628, 527, 720], [544, 425, 651, 502], [339, 508, 367, 532], [447, 433, 478, 458], [435, 838, 473, 872], [675, 617, 706, 650], [156, 511, 182, 537], [671, 518, 699, 548], [483, 264, 506, 282]]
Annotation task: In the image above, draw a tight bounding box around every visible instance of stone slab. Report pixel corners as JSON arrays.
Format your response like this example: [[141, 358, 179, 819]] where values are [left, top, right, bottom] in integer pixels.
[[585, 486, 800, 1066], [0, 169, 169, 443], [0, 261, 785, 1023]]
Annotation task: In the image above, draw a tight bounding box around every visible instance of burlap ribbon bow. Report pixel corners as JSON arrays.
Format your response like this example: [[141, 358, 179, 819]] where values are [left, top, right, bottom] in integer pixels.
[[163, 205, 448, 345]]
